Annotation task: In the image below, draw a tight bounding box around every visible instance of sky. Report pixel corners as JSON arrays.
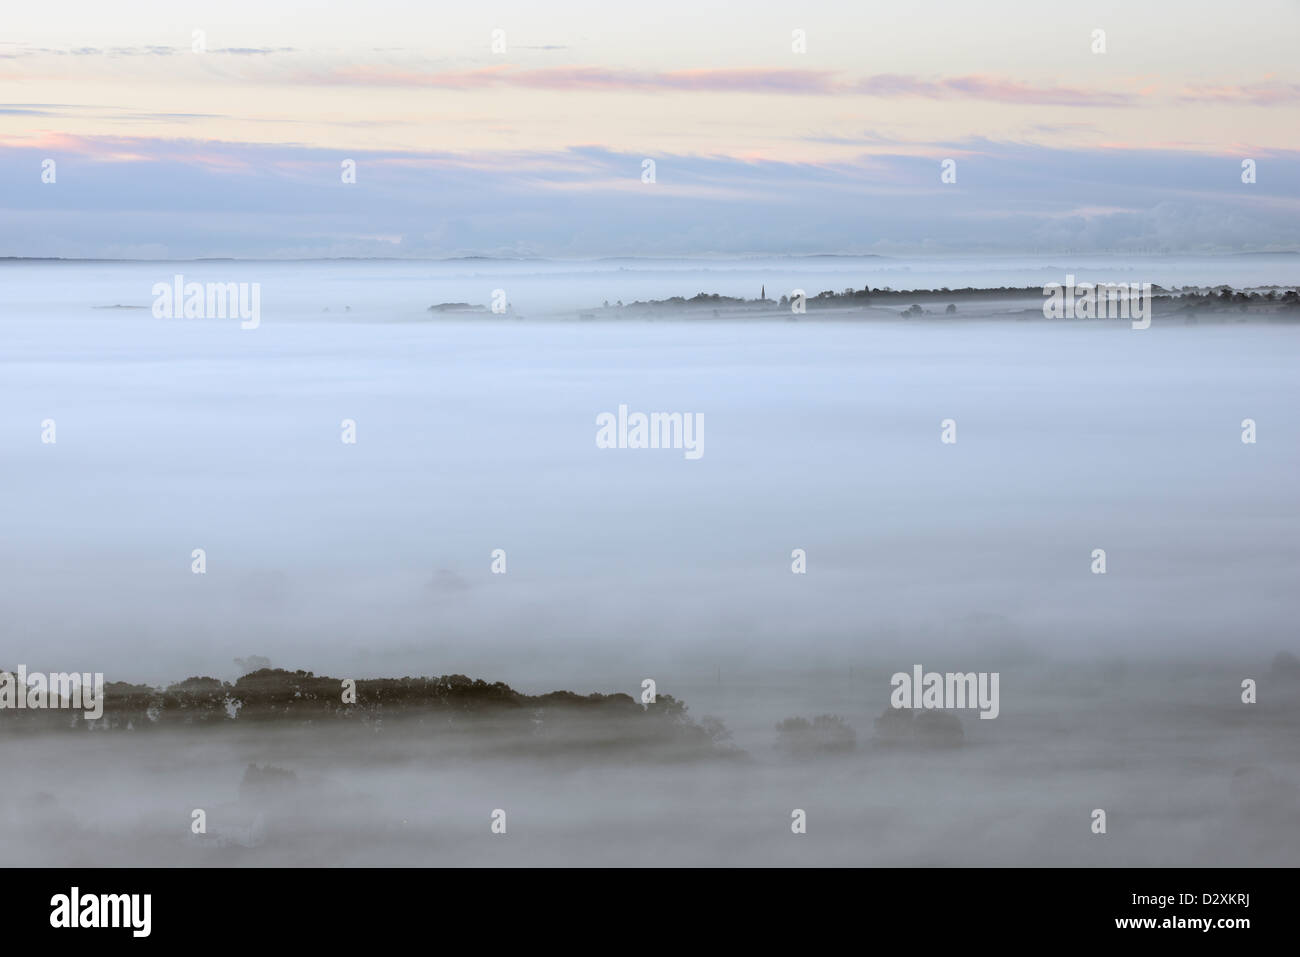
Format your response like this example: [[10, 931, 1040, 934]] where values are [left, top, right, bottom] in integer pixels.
[[1, 0, 1299, 258]]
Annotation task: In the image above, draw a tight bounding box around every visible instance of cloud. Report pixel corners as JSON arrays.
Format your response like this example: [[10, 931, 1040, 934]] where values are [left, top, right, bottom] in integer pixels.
[[322, 65, 841, 94], [0, 134, 1296, 258], [1178, 82, 1300, 105], [0, 103, 226, 124], [214, 47, 298, 56], [853, 74, 1135, 107], [307, 65, 1132, 105], [0, 44, 296, 58]]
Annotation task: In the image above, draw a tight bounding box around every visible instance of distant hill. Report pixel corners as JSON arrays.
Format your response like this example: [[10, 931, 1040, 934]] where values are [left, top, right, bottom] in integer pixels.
[[0, 667, 740, 761]]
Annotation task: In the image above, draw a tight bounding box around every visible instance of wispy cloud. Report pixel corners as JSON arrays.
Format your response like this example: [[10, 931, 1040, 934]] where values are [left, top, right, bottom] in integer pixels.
[[1177, 81, 1300, 105], [319, 65, 840, 94], [305, 65, 1132, 106], [852, 74, 1135, 107], [0, 43, 297, 58], [2, 133, 1296, 259]]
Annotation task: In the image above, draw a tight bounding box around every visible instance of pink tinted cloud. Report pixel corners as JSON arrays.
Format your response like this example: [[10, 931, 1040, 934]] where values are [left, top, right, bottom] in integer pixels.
[[0, 130, 91, 151], [854, 74, 1134, 107], [309, 65, 1128, 105], [1177, 82, 1300, 105]]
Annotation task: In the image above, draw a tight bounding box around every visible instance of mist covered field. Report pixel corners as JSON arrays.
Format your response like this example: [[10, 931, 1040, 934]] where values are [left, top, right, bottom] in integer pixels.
[[2, 259, 1298, 866], [3, 659, 1299, 867]]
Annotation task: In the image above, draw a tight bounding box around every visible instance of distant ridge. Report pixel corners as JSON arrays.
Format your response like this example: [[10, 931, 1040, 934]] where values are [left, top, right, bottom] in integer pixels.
[[2, 250, 1296, 263]]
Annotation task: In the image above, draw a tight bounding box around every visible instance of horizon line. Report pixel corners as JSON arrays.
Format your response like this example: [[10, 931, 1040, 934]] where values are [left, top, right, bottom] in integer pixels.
[[3, 251, 1299, 265]]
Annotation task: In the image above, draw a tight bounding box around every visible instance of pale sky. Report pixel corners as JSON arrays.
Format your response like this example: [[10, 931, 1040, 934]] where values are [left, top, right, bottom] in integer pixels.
[[2, 0, 1298, 257]]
